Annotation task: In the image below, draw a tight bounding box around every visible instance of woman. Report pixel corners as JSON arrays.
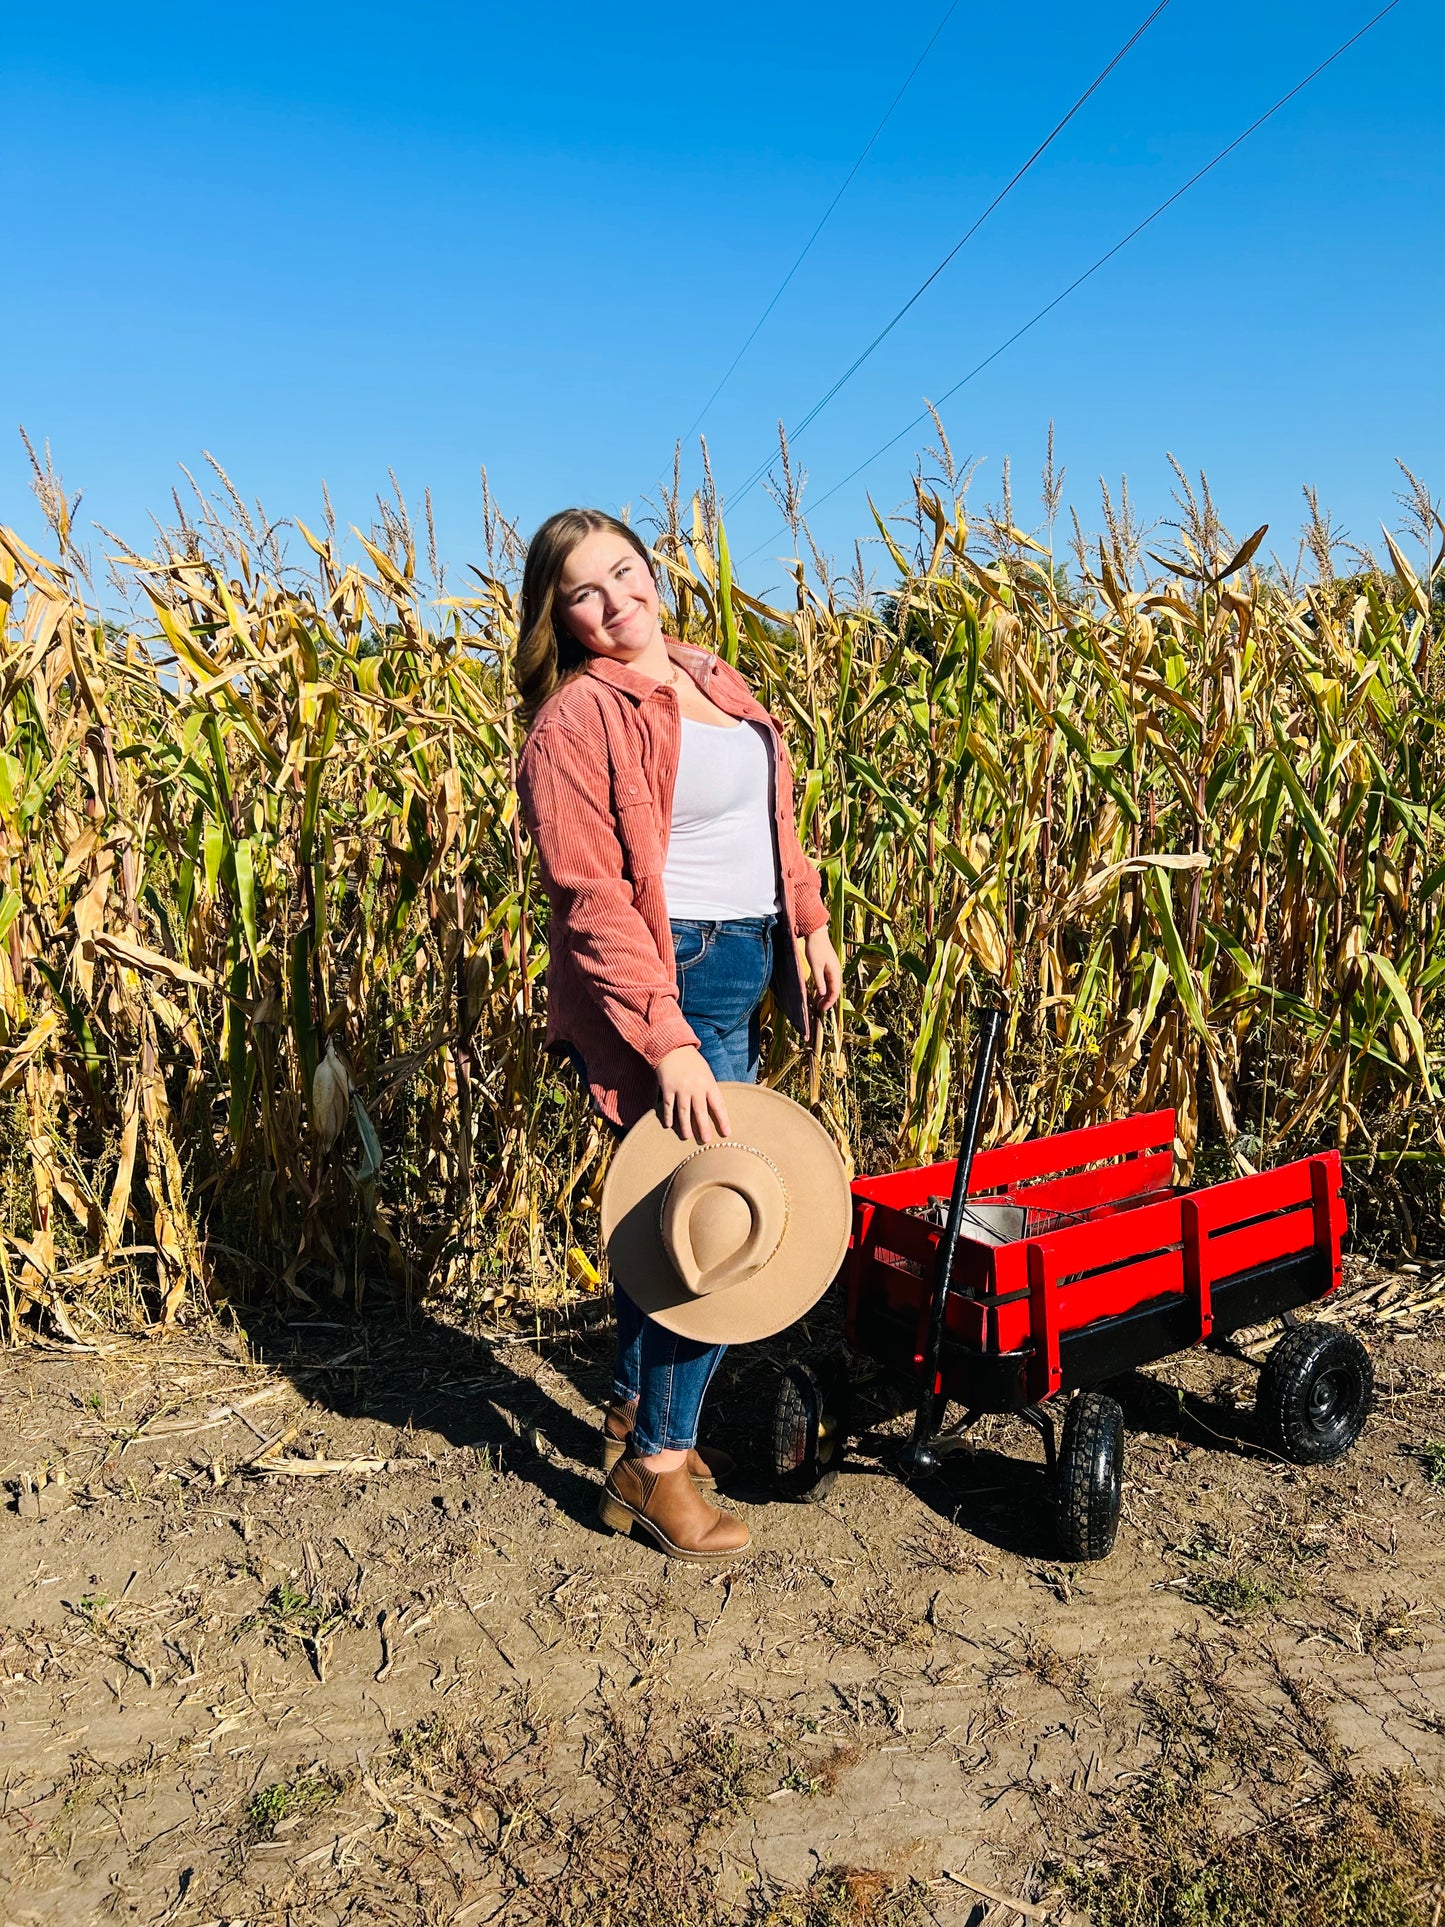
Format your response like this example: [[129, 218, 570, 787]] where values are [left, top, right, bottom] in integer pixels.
[[515, 507, 842, 1561]]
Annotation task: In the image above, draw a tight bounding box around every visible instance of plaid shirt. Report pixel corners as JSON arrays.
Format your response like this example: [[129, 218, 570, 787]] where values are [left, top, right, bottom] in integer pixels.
[[517, 641, 831, 1127]]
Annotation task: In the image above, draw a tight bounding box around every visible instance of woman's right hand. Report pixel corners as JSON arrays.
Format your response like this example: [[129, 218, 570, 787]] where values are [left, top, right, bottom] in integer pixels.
[[655, 1046, 731, 1143]]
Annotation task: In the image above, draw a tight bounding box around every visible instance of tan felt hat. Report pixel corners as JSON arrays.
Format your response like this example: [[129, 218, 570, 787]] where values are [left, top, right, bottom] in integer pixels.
[[601, 1085, 853, 1344]]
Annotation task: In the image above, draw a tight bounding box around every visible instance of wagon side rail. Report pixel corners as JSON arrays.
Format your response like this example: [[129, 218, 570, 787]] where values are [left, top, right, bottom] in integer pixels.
[[851, 1108, 1178, 1218], [1020, 1150, 1346, 1403], [1181, 1150, 1345, 1336], [971, 1106, 1177, 1211]]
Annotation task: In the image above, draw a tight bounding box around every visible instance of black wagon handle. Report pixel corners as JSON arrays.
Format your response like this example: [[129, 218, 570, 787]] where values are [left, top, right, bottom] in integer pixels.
[[900, 1002, 1008, 1477]]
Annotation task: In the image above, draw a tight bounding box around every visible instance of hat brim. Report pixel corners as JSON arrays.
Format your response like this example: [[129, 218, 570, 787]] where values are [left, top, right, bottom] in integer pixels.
[[600, 1085, 853, 1344]]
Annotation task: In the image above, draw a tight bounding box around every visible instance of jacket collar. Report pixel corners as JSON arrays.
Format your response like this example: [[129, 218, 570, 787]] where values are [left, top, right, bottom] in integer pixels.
[[583, 638, 718, 703]]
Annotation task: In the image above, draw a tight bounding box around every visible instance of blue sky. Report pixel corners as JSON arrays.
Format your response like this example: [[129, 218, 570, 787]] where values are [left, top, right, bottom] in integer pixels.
[[5, 0, 1441, 596]]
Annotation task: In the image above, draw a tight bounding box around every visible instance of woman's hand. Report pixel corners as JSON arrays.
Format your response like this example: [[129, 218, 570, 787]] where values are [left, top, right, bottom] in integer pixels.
[[656, 1045, 732, 1143], [803, 927, 844, 1014]]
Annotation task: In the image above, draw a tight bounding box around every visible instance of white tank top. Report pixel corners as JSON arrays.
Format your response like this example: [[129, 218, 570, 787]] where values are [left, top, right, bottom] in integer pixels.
[[662, 717, 781, 920]]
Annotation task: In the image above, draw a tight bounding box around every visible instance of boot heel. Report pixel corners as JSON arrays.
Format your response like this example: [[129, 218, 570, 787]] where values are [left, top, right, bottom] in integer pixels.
[[598, 1493, 634, 1534], [600, 1435, 626, 1475]]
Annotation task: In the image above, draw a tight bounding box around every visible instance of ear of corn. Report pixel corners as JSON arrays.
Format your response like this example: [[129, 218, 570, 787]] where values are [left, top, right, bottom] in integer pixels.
[[1, 460, 1440, 1334]]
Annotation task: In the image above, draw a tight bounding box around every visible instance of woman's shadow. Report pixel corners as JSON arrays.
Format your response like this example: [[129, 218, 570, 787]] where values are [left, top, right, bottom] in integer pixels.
[[255, 1287, 625, 1532], [259, 1279, 1270, 1555], [257, 1280, 855, 1535]]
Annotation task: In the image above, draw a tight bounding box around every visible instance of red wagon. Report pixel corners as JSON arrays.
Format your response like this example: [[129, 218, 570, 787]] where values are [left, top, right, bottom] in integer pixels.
[[770, 1009, 1373, 1559]]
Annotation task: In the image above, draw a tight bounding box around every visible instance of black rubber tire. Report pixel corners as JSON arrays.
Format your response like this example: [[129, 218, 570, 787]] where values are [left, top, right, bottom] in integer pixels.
[[1256, 1322, 1372, 1465], [771, 1359, 850, 1503], [1056, 1391, 1125, 1562]]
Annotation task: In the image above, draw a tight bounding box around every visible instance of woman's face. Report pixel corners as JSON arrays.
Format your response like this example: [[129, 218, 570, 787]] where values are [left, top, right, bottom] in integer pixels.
[[555, 530, 662, 661]]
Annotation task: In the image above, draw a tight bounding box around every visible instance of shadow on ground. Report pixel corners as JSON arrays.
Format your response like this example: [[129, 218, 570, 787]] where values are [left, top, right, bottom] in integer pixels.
[[253, 1288, 616, 1534], [260, 1279, 1274, 1562], [1109, 1362, 1270, 1459]]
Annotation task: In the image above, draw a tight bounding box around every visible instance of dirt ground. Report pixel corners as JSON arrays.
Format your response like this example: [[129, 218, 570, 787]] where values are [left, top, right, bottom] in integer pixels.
[[1, 1256, 1444, 1927]]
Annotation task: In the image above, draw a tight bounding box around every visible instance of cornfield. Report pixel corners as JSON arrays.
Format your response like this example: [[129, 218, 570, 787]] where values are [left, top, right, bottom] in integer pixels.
[[1, 445, 1441, 1340]]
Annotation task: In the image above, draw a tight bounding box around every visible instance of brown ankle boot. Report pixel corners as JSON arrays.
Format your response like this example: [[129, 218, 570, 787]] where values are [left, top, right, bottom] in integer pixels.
[[600, 1399, 736, 1489], [599, 1453, 751, 1563]]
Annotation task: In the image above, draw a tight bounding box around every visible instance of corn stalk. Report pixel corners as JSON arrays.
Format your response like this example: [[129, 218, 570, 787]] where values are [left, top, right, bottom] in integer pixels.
[[1, 464, 1441, 1335]]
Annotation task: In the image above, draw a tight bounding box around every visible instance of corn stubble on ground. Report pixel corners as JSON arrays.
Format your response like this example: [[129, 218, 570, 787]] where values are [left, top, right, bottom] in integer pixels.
[[0, 1260, 1442, 1925]]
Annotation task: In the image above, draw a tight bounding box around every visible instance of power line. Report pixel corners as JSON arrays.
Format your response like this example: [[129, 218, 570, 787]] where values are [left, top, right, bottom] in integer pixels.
[[728, 0, 1175, 506], [736, 0, 1405, 566], [682, 0, 963, 445]]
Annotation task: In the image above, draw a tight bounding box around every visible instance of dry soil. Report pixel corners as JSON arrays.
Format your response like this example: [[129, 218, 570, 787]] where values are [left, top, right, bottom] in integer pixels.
[[1, 1257, 1443, 1926]]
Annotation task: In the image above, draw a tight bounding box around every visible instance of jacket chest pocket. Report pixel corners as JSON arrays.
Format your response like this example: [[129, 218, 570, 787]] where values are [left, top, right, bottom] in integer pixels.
[[603, 697, 665, 885], [615, 794, 663, 883]]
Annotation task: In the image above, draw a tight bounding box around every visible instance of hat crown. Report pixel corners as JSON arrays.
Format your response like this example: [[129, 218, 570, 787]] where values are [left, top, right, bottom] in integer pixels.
[[600, 1083, 852, 1345], [660, 1143, 788, 1298], [689, 1187, 753, 1272]]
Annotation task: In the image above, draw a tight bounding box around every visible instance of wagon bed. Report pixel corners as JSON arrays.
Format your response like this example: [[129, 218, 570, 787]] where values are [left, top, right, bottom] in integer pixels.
[[845, 1107, 1346, 1410]]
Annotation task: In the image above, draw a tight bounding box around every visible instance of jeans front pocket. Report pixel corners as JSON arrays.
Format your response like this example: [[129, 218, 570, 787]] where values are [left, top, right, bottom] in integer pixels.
[[705, 917, 775, 1014], [671, 921, 716, 978]]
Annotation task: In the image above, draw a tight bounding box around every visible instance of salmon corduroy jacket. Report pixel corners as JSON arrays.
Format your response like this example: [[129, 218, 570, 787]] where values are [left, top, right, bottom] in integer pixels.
[[516, 640, 831, 1128]]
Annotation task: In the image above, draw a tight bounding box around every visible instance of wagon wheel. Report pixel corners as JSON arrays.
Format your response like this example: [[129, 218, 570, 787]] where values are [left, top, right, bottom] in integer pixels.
[[1255, 1322, 1372, 1465], [1056, 1391, 1125, 1562], [771, 1359, 851, 1503]]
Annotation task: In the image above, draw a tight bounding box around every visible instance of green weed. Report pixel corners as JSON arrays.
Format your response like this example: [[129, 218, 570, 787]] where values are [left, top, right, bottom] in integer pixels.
[[263, 1578, 314, 1627], [244, 1769, 343, 1842], [1187, 1568, 1281, 1618], [1174, 1525, 1284, 1619]]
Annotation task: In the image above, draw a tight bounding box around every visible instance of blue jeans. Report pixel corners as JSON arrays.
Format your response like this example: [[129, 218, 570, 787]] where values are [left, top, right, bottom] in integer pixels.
[[613, 915, 776, 1456]]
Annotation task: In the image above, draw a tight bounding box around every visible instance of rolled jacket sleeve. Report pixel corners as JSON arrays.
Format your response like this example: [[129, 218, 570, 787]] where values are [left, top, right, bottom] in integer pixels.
[[780, 816, 830, 937], [518, 716, 700, 1067]]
